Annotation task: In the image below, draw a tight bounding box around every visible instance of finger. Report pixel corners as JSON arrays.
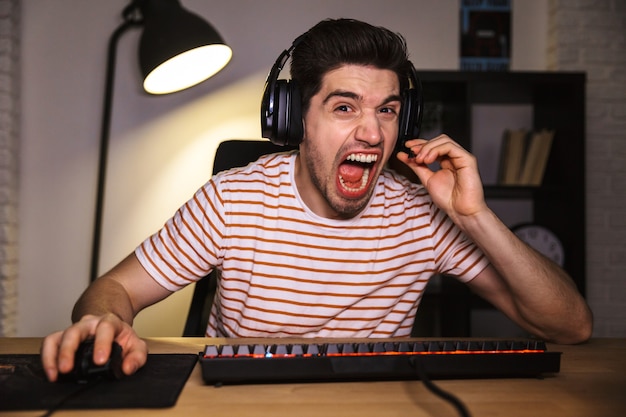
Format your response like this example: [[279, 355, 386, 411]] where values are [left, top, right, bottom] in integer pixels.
[[414, 138, 467, 167], [52, 314, 114, 376], [41, 331, 63, 382], [91, 314, 123, 366], [93, 315, 148, 377], [402, 139, 427, 157], [405, 139, 444, 164], [395, 150, 412, 164], [120, 338, 149, 376], [55, 324, 92, 375], [395, 150, 436, 186]]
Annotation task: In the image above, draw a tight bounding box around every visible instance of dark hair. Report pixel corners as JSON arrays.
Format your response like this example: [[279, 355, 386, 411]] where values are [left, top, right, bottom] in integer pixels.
[[291, 18, 411, 114]]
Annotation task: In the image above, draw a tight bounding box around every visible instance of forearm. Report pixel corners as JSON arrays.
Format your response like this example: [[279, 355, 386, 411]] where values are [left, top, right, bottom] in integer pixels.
[[458, 209, 592, 343], [402, 136, 592, 342], [71, 277, 136, 325], [71, 253, 171, 325]]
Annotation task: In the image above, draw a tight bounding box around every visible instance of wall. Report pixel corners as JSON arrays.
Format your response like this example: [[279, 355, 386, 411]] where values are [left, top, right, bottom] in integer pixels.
[[14, 0, 555, 337], [548, 0, 626, 337], [0, 0, 19, 336]]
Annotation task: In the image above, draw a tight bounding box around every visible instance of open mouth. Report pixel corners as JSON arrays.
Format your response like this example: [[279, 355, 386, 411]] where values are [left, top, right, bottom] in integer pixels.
[[337, 152, 379, 197]]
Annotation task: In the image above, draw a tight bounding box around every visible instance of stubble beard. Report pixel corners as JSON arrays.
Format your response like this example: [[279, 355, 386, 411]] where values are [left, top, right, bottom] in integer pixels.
[[305, 145, 376, 219]]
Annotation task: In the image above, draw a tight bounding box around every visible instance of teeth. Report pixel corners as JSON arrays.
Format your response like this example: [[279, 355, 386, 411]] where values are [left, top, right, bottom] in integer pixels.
[[346, 153, 378, 163]]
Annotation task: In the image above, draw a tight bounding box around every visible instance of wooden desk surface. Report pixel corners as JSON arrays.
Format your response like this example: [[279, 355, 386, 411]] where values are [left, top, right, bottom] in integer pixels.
[[1, 337, 625, 417]]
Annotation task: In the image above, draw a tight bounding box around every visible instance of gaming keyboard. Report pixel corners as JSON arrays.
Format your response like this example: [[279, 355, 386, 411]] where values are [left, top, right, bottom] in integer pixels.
[[199, 339, 561, 385]]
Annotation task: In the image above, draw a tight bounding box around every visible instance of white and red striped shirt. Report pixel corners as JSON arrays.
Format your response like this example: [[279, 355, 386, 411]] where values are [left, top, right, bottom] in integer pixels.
[[136, 151, 488, 337]]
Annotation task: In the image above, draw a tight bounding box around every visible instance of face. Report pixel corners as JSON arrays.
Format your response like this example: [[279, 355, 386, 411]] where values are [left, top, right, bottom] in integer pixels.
[[295, 64, 401, 219]]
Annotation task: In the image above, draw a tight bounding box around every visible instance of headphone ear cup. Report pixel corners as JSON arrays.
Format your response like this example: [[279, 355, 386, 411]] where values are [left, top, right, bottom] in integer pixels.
[[272, 79, 290, 146], [396, 88, 419, 153], [286, 80, 303, 145], [396, 62, 423, 154], [271, 79, 303, 146]]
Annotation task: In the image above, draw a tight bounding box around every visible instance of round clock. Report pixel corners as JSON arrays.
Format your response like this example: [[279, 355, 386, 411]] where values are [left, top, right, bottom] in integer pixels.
[[511, 223, 565, 267]]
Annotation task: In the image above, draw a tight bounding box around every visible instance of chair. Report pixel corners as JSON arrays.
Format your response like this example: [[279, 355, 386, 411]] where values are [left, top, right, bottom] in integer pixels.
[[182, 139, 295, 336]]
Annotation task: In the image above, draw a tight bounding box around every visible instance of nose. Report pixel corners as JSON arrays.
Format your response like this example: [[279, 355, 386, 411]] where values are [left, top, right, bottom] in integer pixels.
[[354, 112, 383, 146]]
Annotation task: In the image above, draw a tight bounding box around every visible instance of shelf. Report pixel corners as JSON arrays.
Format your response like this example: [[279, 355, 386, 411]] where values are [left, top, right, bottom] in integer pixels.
[[484, 185, 536, 199], [408, 70, 586, 338]]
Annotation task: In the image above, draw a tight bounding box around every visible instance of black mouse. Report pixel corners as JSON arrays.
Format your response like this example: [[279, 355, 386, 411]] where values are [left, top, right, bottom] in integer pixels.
[[59, 339, 124, 383]]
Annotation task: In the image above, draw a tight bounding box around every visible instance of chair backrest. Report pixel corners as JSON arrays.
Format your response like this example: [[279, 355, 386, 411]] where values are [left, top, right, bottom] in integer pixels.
[[182, 139, 295, 336]]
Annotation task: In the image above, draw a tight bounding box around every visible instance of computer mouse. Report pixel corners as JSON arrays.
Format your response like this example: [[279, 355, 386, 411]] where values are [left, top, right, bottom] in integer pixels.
[[59, 339, 124, 383]]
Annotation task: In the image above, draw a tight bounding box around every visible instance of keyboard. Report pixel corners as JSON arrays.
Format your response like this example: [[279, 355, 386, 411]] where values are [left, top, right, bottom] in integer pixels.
[[199, 339, 561, 385]]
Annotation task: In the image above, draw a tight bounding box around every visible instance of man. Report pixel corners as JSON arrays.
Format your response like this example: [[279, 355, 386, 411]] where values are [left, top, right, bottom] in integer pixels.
[[42, 18, 592, 382]]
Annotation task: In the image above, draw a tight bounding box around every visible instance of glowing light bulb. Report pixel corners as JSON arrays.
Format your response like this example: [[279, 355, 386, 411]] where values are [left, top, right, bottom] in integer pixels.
[[143, 44, 232, 94]]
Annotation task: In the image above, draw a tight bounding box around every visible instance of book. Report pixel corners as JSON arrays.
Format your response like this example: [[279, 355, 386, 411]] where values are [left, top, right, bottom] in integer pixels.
[[473, 104, 533, 185], [498, 128, 555, 186], [499, 129, 528, 185], [519, 129, 555, 186]]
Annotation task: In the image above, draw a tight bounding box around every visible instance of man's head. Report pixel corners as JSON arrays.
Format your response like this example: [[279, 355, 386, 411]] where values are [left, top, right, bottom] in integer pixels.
[[288, 19, 414, 220], [291, 18, 411, 117]]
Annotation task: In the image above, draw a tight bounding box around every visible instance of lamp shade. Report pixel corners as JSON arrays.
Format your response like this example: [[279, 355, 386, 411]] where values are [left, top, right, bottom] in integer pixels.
[[138, 0, 232, 94]]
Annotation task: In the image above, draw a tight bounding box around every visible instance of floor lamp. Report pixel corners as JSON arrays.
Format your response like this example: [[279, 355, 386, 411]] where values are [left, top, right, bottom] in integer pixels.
[[90, 0, 232, 282]]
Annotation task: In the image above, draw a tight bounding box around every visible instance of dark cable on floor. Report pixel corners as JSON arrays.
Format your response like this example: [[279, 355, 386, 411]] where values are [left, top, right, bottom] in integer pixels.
[[410, 357, 472, 417]]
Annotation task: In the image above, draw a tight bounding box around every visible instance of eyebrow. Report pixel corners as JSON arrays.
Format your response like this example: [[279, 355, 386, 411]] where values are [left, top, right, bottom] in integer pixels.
[[322, 90, 402, 106]]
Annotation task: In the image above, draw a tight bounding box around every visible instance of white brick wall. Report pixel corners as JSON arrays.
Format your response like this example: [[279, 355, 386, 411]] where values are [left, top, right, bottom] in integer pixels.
[[0, 0, 19, 337], [549, 0, 626, 337]]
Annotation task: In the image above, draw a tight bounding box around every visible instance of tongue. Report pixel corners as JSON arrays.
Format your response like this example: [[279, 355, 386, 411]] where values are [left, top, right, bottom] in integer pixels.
[[339, 163, 365, 187]]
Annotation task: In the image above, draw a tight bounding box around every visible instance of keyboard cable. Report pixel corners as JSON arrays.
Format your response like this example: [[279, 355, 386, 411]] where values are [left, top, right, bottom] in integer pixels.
[[409, 356, 472, 417]]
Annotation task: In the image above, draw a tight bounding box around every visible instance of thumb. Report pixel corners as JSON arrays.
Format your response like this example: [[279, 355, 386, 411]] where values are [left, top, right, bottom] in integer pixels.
[[397, 152, 434, 187]]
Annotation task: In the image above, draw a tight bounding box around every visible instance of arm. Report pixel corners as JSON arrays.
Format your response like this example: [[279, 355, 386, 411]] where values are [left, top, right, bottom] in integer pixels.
[[41, 253, 173, 381], [397, 135, 593, 344]]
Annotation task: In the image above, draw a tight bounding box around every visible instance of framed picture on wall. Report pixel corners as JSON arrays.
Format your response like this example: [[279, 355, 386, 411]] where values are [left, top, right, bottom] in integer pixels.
[[460, 0, 511, 71]]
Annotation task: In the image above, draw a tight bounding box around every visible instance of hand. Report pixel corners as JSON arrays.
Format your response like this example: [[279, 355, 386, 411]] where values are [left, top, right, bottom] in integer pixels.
[[41, 313, 148, 382], [397, 134, 487, 225]]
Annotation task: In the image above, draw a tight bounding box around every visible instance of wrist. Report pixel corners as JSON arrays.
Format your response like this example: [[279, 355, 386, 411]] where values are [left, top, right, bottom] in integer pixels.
[[453, 205, 495, 235]]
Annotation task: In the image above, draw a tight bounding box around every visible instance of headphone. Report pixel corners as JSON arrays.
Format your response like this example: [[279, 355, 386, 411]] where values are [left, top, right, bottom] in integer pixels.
[[261, 38, 423, 152]]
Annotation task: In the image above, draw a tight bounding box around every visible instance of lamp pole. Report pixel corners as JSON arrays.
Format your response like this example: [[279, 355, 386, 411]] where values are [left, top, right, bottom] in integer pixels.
[[90, 8, 142, 282], [89, 0, 230, 282]]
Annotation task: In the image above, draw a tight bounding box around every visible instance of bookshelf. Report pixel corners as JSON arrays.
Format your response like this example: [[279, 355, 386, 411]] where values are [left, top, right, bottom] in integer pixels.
[[394, 71, 586, 337]]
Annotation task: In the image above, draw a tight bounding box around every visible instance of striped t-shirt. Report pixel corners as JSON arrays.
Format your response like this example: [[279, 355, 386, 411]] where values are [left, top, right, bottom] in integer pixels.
[[136, 151, 489, 338]]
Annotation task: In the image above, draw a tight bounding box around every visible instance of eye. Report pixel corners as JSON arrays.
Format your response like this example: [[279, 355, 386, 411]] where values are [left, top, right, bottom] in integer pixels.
[[335, 104, 351, 113], [379, 105, 399, 118]]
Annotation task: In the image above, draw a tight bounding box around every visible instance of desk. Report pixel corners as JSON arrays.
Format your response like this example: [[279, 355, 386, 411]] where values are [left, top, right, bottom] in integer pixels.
[[1, 337, 625, 417]]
